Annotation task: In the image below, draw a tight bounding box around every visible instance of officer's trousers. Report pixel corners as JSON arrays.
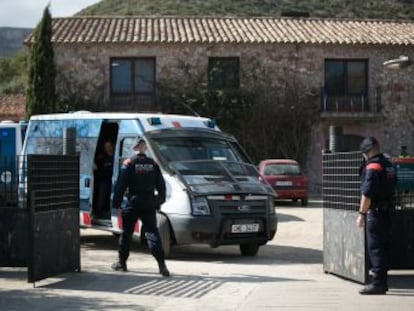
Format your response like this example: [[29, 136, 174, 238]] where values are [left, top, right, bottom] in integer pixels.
[[118, 201, 165, 265], [366, 209, 391, 286]]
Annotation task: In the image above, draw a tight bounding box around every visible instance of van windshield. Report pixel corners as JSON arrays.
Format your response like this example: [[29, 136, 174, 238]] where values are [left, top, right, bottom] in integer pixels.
[[151, 137, 246, 163]]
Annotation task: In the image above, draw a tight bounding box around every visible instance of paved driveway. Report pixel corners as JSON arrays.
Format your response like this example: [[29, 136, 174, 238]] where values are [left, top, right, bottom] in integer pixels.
[[1, 202, 413, 310]]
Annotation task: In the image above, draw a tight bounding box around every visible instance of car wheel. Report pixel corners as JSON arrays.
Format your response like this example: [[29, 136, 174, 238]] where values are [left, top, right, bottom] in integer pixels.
[[301, 198, 308, 207], [240, 243, 259, 256], [157, 213, 172, 258]]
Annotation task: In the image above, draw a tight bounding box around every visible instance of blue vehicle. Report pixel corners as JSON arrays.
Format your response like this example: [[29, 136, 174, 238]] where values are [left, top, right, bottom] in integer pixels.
[[0, 120, 26, 205]]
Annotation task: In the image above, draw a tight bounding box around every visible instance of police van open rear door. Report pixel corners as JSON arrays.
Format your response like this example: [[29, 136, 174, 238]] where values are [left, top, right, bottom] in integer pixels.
[[88, 120, 119, 226]]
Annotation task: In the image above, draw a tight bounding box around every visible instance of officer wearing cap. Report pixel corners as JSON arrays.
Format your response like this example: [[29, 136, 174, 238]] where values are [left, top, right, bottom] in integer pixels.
[[111, 138, 170, 276], [357, 136, 395, 295]]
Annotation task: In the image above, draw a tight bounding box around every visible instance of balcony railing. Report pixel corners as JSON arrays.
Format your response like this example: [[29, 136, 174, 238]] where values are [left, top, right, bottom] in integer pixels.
[[320, 87, 382, 118], [322, 94, 369, 112]]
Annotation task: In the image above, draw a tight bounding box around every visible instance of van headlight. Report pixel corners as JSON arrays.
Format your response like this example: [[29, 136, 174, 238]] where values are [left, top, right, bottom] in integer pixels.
[[191, 197, 211, 216]]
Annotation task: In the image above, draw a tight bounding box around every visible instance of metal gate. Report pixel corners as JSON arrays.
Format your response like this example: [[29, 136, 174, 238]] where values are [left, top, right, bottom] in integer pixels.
[[323, 152, 414, 284], [322, 151, 368, 283], [0, 155, 80, 284], [27, 155, 80, 283]]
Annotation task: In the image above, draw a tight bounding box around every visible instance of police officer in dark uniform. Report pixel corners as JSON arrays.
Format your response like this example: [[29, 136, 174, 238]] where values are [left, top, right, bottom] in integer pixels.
[[357, 136, 395, 295], [111, 138, 170, 276]]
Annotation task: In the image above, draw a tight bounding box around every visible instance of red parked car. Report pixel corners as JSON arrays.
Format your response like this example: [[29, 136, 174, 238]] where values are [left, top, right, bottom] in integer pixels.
[[258, 159, 309, 206]]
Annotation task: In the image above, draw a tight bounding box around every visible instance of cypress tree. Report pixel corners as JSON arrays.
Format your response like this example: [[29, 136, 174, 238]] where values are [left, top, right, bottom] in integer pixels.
[[25, 5, 56, 119]]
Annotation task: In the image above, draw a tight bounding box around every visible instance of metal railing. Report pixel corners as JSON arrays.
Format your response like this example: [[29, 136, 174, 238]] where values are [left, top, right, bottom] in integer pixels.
[[321, 87, 382, 113]]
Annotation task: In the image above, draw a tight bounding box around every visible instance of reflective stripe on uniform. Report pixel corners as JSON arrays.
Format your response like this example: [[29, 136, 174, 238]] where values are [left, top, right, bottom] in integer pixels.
[[366, 163, 383, 171]]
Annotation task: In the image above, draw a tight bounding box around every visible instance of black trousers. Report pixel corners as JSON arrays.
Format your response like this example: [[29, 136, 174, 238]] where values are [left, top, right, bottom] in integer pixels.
[[366, 209, 391, 286], [118, 195, 164, 265]]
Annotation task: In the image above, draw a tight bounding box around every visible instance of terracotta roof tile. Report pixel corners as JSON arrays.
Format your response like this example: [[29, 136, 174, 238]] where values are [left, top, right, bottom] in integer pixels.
[[0, 95, 25, 121], [25, 16, 414, 46]]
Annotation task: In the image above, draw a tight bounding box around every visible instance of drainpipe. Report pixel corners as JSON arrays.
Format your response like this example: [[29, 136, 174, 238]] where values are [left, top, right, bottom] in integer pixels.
[[329, 125, 343, 152], [63, 127, 76, 156]]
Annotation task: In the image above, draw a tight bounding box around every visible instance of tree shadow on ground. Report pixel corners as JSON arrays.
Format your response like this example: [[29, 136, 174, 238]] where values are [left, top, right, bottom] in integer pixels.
[[274, 199, 323, 209], [277, 212, 304, 222], [80, 232, 322, 265], [169, 244, 322, 265]]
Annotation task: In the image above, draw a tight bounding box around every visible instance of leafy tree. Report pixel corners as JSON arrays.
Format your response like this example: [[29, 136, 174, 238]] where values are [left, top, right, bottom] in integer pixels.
[[55, 72, 104, 113], [156, 61, 319, 167], [25, 5, 56, 119]]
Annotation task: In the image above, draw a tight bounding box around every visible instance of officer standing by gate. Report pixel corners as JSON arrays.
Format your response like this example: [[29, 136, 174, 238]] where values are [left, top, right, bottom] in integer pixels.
[[357, 137, 395, 295], [112, 138, 170, 276]]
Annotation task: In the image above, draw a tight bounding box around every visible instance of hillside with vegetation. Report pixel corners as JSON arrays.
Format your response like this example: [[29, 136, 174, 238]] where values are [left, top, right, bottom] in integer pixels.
[[0, 27, 32, 58], [2, 0, 413, 162], [78, 0, 414, 20]]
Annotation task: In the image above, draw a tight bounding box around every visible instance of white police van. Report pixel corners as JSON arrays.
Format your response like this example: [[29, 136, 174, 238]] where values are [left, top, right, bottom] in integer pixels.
[[0, 120, 26, 205], [22, 112, 277, 256]]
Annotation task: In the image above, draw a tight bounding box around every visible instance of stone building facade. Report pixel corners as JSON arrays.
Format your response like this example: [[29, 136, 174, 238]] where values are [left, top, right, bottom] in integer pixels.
[[27, 16, 414, 193]]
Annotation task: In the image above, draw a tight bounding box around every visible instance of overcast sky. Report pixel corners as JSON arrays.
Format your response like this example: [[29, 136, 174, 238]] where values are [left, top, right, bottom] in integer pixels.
[[0, 0, 100, 28]]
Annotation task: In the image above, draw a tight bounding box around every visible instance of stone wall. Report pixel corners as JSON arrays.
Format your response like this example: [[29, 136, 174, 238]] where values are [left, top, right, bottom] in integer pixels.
[[53, 42, 414, 194]]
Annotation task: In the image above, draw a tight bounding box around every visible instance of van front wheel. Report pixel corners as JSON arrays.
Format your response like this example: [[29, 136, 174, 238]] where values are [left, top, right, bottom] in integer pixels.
[[240, 243, 259, 256], [157, 213, 171, 258]]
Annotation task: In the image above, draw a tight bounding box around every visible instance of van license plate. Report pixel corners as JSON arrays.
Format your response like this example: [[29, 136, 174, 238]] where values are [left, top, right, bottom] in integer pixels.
[[231, 224, 259, 233]]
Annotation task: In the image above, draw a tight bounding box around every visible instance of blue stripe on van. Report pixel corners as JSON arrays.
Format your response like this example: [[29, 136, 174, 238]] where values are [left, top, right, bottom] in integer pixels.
[[0, 128, 16, 156]]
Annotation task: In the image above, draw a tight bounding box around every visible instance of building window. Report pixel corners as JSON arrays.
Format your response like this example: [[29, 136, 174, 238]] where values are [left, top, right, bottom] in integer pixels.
[[110, 57, 155, 104], [208, 57, 240, 90], [324, 59, 368, 96]]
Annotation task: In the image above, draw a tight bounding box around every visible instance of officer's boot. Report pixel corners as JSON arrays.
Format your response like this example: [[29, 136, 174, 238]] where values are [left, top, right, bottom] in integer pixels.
[[371, 272, 388, 291], [158, 261, 170, 277], [359, 272, 387, 295], [111, 260, 127, 272]]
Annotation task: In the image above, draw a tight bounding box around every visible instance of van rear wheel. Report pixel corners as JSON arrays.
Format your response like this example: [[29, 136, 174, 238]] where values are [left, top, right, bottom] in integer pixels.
[[240, 243, 259, 256], [157, 213, 171, 258]]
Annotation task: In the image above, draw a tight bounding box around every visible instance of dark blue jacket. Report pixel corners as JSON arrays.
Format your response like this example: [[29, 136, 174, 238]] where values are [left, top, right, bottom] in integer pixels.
[[360, 153, 395, 205], [113, 153, 166, 209]]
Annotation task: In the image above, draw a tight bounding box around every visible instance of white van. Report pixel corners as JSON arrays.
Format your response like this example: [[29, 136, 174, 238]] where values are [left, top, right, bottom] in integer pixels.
[[22, 112, 277, 256], [0, 120, 26, 205]]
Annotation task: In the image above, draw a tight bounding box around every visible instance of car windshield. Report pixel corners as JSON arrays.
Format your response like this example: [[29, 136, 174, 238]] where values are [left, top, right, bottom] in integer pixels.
[[169, 160, 274, 196], [264, 163, 301, 176]]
